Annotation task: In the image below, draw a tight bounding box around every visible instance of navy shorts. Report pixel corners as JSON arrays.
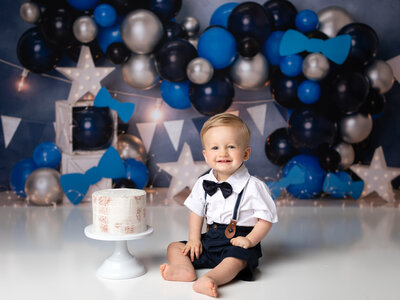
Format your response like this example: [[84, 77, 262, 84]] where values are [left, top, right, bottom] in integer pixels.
[[182, 223, 262, 281]]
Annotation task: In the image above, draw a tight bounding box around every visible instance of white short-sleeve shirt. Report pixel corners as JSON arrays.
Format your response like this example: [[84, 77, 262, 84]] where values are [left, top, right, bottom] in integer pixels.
[[184, 164, 278, 226]]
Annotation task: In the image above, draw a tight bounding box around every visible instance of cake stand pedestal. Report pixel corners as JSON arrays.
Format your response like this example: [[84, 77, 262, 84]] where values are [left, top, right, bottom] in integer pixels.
[[84, 225, 153, 280]]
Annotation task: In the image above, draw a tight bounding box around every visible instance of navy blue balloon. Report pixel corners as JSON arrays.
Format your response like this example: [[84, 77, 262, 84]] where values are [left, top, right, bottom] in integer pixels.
[[10, 158, 38, 197], [164, 21, 187, 41], [228, 2, 272, 44], [270, 70, 303, 108], [265, 127, 297, 165], [106, 42, 130, 64], [102, 0, 147, 15], [161, 80, 191, 109], [155, 39, 197, 82], [360, 88, 386, 115], [297, 80, 321, 104], [338, 23, 379, 68], [33, 142, 62, 169], [72, 107, 114, 151], [288, 108, 337, 153], [238, 37, 260, 58], [210, 2, 239, 28], [280, 54, 303, 77], [190, 74, 234, 116], [148, 0, 182, 22], [17, 27, 63, 73], [283, 154, 325, 199], [125, 158, 149, 189], [67, 0, 100, 11], [113, 178, 137, 189], [295, 9, 319, 33], [263, 0, 297, 30], [327, 71, 370, 114], [263, 30, 285, 66], [318, 146, 341, 172]]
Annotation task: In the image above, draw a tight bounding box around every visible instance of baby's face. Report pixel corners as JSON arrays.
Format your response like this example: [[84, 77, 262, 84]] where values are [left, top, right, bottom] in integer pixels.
[[202, 125, 251, 182]]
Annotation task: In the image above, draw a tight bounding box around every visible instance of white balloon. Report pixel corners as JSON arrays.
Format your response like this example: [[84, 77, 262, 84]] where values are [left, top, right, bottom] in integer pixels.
[[186, 58, 214, 85], [365, 60, 394, 94], [20, 2, 40, 24], [73, 16, 98, 44], [303, 53, 330, 81], [318, 6, 354, 38], [230, 53, 269, 90], [122, 54, 160, 90], [340, 113, 373, 144]]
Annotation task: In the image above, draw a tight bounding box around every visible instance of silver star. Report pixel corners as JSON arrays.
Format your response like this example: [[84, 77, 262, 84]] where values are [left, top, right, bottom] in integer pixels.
[[56, 46, 115, 103], [351, 146, 400, 202], [157, 143, 209, 199]]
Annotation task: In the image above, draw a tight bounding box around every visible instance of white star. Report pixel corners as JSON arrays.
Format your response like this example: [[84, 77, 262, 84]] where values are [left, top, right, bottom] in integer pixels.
[[56, 46, 115, 103], [351, 146, 400, 202], [157, 143, 209, 199]]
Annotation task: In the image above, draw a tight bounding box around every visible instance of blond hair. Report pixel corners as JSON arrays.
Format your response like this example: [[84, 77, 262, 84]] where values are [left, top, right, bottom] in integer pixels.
[[200, 113, 251, 148]]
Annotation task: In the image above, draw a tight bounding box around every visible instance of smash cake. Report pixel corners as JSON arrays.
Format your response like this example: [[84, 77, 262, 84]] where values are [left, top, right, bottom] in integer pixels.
[[92, 188, 147, 235]]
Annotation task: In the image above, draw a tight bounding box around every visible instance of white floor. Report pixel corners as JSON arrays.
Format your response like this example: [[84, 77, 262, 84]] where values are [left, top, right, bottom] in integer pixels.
[[1, 189, 400, 300]]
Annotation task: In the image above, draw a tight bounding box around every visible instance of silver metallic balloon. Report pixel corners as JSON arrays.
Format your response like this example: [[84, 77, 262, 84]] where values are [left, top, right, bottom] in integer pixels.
[[20, 1, 40, 24], [73, 16, 98, 44], [230, 53, 269, 90], [365, 60, 394, 94], [122, 54, 160, 90], [25, 168, 63, 206], [340, 113, 373, 144], [303, 53, 330, 81], [181, 16, 200, 38], [186, 57, 214, 84], [117, 134, 147, 163], [121, 9, 163, 54], [333, 142, 355, 169], [318, 6, 354, 38], [188, 37, 199, 49]]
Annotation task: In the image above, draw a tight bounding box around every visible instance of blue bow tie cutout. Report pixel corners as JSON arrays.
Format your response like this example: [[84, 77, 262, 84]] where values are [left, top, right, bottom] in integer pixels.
[[60, 147, 126, 205], [279, 29, 352, 65], [266, 165, 305, 200], [94, 87, 135, 123], [323, 172, 364, 199]]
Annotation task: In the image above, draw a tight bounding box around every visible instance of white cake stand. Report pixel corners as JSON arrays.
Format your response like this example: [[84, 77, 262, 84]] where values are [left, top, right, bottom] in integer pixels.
[[84, 225, 153, 280]]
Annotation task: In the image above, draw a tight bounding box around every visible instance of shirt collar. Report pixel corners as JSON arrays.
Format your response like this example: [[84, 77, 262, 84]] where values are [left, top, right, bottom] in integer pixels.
[[206, 164, 250, 194]]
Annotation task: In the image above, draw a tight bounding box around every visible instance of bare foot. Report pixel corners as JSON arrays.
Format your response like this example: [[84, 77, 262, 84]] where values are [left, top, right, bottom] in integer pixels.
[[193, 276, 218, 298], [160, 263, 196, 282]]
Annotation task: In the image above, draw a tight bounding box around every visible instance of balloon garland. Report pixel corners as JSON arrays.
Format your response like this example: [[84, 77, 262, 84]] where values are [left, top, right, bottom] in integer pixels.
[[15, 0, 396, 201]]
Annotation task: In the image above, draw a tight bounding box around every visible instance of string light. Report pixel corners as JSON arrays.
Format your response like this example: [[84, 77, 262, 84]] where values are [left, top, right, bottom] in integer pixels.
[[151, 98, 163, 122], [17, 69, 29, 92]]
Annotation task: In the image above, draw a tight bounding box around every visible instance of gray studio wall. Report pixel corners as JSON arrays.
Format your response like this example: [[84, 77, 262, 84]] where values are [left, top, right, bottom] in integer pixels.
[[0, 0, 399, 190]]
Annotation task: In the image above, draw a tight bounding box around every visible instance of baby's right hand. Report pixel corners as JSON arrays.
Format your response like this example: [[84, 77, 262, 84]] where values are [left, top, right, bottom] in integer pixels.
[[182, 239, 202, 262]]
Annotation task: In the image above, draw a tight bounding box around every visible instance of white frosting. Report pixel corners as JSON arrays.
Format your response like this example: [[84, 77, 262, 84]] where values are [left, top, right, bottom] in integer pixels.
[[92, 188, 146, 235]]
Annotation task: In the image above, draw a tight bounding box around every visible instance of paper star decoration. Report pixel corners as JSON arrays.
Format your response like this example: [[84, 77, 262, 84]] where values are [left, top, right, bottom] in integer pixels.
[[350, 146, 400, 202], [157, 142, 209, 199], [56, 46, 115, 103]]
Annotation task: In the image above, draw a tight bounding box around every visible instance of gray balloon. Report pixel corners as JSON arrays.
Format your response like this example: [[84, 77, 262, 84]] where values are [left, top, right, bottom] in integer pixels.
[[365, 60, 394, 94], [122, 54, 160, 90], [187, 58, 214, 84], [121, 9, 163, 54], [73, 16, 98, 44], [20, 2, 40, 24], [340, 113, 373, 144], [117, 134, 147, 163], [333, 142, 355, 169], [181, 16, 200, 38], [25, 168, 63, 206], [303, 53, 330, 81], [318, 6, 354, 38], [230, 53, 269, 90]]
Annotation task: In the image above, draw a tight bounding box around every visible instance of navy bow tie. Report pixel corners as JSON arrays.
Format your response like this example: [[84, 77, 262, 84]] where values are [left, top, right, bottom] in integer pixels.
[[203, 180, 233, 199]]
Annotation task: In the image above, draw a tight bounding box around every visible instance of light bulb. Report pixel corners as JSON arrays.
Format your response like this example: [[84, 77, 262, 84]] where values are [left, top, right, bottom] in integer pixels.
[[17, 69, 29, 92]]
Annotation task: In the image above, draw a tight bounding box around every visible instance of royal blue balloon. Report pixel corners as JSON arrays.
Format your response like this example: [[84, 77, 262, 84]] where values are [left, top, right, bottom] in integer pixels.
[[297, 80, 321, 104], [148, 0, 182, 21], [279, 54, 303, 77], [17, 27, 63, 74], [295, 10, 319, 33], [210, 2, 239, 28], [67, 0, 100, 11], [73, 107, 114, 151], [97, 21, 123, 53], [160, 80, 191, 109], [10, 158, 38, 197], [125, 158, 149, 189], [263, 30, 284, 66], [33, 142, 61, 169], [198, 27, 236, 69], [283, 154, 325, 199], [94, 4, 117, 27], [190, 74, 234, 116]]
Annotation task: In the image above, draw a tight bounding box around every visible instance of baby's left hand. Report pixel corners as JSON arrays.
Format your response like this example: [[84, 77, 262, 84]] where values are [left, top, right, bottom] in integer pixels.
[[230, 236, 252, 249]]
